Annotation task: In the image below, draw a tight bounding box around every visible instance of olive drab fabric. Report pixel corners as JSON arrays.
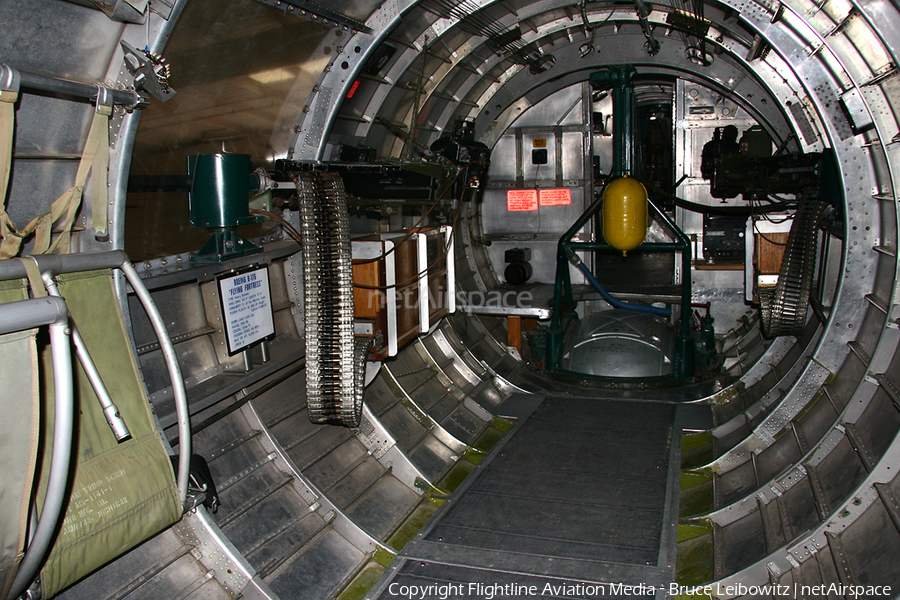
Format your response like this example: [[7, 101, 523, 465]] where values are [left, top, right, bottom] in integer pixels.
[[0, 89, 111, 258], [0, 88, 19, 258], [34, 270, 181, 597], [0, 280, 39, 600]]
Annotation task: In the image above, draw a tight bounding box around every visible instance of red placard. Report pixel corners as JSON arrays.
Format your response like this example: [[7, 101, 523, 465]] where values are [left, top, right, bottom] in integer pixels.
[[540, 188, 572, 206], [507, 189, 539, 211]]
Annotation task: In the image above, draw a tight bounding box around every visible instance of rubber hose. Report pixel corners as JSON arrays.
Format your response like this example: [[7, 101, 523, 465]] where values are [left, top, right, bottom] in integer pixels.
[[576, 262, 672, 318]]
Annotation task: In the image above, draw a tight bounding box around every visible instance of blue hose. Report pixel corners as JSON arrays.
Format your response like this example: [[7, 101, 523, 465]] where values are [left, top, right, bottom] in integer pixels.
[[575, 261, 672, 318]]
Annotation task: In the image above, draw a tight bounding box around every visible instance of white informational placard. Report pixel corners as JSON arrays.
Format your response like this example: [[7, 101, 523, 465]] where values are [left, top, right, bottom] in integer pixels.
[[217, 266, 275, 355]]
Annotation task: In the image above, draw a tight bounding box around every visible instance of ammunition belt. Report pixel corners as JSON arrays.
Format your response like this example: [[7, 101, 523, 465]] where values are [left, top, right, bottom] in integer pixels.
[[760, 200, 831, 338], [295, 172, 366, 427]]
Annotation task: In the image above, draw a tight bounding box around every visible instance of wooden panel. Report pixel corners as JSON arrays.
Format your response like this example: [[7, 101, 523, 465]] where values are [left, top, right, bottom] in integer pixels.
[[394, 239, 419, 286], [394, 237, 422, 344], [507, 316, 522, 353], [353, 261, 383, 319], [396, 284, 420, 347], [756, 232, 789, 275], [428, 267, 449, 323], [352, 243, 389, 357]]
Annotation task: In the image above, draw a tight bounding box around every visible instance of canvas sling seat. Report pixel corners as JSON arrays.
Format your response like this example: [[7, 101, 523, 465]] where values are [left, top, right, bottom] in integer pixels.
[[0, 262, 183, 599]]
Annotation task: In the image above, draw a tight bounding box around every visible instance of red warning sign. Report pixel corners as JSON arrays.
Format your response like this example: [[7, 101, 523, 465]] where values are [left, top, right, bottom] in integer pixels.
[[540, 188, 572, 206], [507, 189, 539, 211]]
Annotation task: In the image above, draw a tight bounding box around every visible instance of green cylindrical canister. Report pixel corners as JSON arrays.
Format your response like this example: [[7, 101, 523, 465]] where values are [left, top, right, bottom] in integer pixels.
[[187, 154, 257, 228]]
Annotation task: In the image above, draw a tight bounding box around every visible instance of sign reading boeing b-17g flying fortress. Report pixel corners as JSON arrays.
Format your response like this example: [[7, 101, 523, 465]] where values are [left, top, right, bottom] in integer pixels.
[[217, 265, 276, 355]]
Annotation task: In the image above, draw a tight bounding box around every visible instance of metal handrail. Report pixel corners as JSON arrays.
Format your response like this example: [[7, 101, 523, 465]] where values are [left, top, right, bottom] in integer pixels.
[[0, 64, 141, 108], [1, 297, 72, 600], [120, 258, 192, 507], [0, 251, 192, 598]]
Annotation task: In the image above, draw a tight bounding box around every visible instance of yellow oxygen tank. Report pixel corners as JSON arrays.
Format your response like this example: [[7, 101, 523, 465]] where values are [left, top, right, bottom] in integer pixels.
[[602, 175, 648, 256]]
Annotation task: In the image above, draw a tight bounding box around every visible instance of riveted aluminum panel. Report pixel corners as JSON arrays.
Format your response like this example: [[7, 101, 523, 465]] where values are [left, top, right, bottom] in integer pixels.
[[343, 475, 421, 540], [265, 527, 367, 598]]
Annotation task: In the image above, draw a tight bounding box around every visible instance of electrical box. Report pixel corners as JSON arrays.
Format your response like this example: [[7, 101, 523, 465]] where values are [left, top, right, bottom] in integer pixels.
[[702, 214, 746, 263]]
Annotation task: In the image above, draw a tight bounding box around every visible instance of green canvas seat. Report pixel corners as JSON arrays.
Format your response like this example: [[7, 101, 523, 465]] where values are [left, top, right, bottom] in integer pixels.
[[0, 280, 37, 600], [1, 265, 183, 598]]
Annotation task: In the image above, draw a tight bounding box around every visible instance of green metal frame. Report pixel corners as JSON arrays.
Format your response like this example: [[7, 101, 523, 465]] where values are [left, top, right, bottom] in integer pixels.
[[547, 195, 695, 380], [590, 66, 637, 178], [545, 65, 696, 381]]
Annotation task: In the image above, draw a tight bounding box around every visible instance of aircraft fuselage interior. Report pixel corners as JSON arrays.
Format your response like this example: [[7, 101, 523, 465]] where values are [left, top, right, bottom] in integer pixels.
[[2, 0, 900, 598]]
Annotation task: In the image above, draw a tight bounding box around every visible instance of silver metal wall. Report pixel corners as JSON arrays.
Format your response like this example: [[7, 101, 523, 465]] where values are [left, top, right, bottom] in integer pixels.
[[2, 0, 900, 596]]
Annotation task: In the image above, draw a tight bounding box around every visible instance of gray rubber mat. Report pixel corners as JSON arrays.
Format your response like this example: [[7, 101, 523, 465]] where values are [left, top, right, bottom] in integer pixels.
[[370, 396, 681, 599]]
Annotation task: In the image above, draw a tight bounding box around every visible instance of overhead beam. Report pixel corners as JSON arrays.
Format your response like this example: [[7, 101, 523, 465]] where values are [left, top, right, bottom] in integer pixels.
[[253, 0, 373, 34]]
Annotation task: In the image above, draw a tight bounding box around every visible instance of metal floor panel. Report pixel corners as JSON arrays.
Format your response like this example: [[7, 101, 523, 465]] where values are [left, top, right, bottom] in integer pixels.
[[371, 396, 681, 597], [55, 529, 194, 600], [265, 527, 367, 600], [344, 475, 422, 541]]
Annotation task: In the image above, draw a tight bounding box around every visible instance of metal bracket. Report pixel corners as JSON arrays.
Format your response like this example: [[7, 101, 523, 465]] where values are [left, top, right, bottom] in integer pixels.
[[0, 64, 21, 94], [252, 0, 373, 34], [95, 84, 115, 112], [120, 40, 176, 103]]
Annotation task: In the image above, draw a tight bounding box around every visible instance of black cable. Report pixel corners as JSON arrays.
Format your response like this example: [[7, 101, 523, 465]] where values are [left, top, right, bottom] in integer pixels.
[[646, 183, 794, 216], [762, 212, 794, 223], [754, 226, 789, 246]]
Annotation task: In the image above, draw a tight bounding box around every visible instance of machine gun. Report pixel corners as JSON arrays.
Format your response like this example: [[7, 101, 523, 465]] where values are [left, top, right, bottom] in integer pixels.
[[702, 125, 839, 206], [708, 150, 828, 201]]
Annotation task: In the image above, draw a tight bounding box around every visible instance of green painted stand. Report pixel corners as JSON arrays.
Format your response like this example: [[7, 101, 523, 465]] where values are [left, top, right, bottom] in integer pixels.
[[187, 153, 264, 263]]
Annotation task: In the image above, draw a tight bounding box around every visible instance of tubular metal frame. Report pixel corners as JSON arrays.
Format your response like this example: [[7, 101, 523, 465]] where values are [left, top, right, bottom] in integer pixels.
[[0, 296, 71, 600], [0, 64, 142, 109], [0, 250, 192, 599], [548, 196, 695, 380]]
